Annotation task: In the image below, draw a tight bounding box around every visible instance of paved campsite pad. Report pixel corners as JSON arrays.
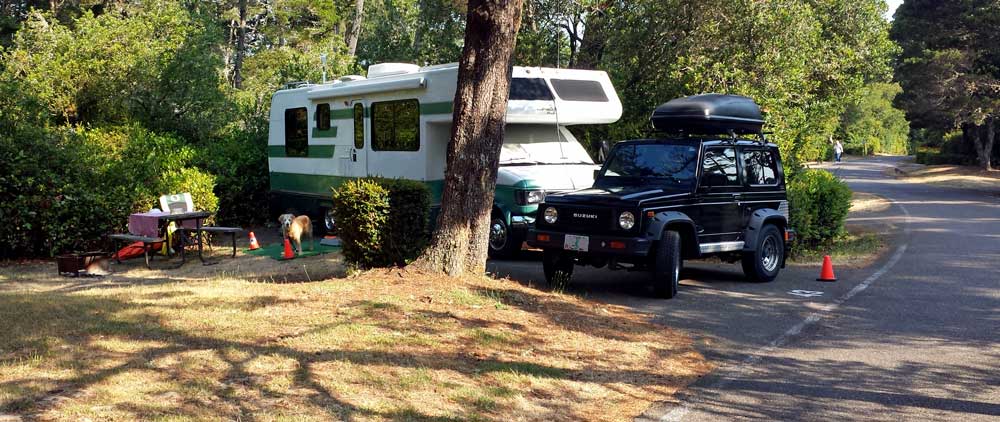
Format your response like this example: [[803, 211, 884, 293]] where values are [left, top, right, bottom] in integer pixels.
[[244, 241, 340, 260]]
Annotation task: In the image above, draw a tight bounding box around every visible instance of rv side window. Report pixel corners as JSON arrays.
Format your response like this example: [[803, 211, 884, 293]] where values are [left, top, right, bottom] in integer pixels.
[[509, 78, 554, 101], [372, 99, 419, 152], [353, 103, 364, 149], [316, 103, 331, 130], [284, 107, 308, 157], [550, 79, 609, 102]]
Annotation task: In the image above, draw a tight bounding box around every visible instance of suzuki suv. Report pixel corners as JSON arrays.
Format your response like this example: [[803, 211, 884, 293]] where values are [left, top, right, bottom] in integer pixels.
[[527, 94, 794, 298]]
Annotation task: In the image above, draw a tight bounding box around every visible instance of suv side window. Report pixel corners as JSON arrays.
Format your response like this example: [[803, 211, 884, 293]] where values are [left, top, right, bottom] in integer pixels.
[[742, 148, 778, 186], [701, 147, 740, 187]]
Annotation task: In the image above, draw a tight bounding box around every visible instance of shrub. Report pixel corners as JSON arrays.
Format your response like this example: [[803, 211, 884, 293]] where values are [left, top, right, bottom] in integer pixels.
[[331, 178, 431, 268], [195, 129, 269, 227], [787, 169, 852, 249], [0, 124, 218, 258]]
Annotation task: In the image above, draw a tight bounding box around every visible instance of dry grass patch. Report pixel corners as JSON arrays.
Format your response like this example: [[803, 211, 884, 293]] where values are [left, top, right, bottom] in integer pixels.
[[0, 261, 710, 421], [889, 162, 1000, 193]]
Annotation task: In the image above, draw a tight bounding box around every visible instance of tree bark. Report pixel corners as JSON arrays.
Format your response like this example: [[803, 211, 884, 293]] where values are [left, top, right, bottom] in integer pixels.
[[973, 116, 995, 171], [413, 0, 524, 276], [232, 0, 247, 89], [345, 0, 365, 57]]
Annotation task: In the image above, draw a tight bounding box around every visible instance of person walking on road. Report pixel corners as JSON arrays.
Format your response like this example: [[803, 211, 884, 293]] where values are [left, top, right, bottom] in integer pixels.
[[833, 139, 844, 163]]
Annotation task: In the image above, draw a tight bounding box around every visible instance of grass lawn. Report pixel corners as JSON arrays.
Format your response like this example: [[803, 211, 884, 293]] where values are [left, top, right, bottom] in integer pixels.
[[0, 256, 710, 421]]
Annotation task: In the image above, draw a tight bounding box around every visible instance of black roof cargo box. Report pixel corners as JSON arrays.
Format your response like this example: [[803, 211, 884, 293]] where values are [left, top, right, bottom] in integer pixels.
[[651, 94, 764, 134]]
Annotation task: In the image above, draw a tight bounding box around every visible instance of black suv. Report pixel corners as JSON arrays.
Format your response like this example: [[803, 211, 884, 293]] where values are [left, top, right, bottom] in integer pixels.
[[527, 94, 794, 298]]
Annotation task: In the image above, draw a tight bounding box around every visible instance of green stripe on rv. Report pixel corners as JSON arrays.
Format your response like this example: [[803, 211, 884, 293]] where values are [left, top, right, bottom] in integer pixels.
[[270, 172, 446, 203], [267, 145, 336, 158], [328, 102, 452, 120], [312, 127, 338, 138], [420, 101, 453, 115]]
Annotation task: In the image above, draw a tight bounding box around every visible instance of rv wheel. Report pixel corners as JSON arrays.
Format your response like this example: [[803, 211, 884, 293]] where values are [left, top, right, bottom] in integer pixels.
[[488, 216, 522, 259], [323, 209, 337, 234]]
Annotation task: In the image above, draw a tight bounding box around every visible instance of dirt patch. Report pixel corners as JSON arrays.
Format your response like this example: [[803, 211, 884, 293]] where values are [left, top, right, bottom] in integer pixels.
[[888, 162, 1000, 193], [850, 192, 891, 214], [0, 260, 710, 421]]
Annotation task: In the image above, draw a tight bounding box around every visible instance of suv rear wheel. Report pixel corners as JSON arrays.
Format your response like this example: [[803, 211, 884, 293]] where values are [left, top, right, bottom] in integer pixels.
[[742, 224, 783, 282], [542, 249, 574, 286], [652, 230, 682, 299]]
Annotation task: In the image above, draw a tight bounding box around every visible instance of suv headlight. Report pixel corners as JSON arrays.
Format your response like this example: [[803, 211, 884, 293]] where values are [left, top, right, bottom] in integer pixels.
[[618, 211, 635, 230], [543, 207, 558, 224], [516, 189, 546, 205]]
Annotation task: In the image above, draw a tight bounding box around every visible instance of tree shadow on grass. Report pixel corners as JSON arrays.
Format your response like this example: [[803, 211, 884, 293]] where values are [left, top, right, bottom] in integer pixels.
[[0, 284, 698, 421]]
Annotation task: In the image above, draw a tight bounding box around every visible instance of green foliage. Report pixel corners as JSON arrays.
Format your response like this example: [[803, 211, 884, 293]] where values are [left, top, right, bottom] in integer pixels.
[[838, 83, 911, 155], [787, 169, 852, 249], [331, 178, 430, 268], [0, 124, 218, 258], [3, 3, 230, 140], [332, 179, 390, 268], [195, 130, 269, 227], [892, 0, 1000, 168], [515, 0, 897, 164]]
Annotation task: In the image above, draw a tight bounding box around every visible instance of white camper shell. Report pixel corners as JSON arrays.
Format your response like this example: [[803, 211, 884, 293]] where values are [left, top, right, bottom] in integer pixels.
[[268, 62, 623, 256]]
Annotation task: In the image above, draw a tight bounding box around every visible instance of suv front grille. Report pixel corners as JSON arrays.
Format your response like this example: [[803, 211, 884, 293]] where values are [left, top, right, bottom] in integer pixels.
[[542, 205, 627, 235]]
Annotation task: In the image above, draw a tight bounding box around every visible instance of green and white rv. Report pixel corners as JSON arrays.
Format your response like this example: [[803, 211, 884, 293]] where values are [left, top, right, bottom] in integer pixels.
[[267, 62, 622, 257]]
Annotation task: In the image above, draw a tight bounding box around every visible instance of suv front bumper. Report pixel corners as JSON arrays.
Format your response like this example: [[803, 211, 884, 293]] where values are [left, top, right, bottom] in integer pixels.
[[527, 230, 654, 257]]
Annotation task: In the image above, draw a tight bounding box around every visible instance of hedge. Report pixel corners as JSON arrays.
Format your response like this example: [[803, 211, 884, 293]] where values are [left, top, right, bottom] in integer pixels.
[[787, 169, 852, 249], [0, 125, 218, 258], [331, 178, 431, 268]]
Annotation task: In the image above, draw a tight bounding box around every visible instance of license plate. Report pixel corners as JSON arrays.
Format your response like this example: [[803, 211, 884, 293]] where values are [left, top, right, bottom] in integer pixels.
[[563, 234, 589, 252]]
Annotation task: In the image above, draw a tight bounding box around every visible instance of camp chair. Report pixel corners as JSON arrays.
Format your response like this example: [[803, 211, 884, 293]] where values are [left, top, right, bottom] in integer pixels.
[[159, 193, 195, 214]]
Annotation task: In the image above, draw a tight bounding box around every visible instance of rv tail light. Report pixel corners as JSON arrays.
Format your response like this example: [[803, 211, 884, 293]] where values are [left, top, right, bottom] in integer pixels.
[[609, 241, 626, 249], [537, 234, 551, 242]]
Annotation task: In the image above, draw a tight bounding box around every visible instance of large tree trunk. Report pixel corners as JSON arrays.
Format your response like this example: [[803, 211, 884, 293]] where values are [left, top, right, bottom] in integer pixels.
[[973, 116, 995, 171], [345, 0, 365, 56], [413, 0, 524, 276], [232, 0, 247, 89]]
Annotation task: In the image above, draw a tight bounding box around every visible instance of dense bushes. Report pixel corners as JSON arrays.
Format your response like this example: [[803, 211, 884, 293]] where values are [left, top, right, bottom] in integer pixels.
[[332, 178, 431, 268], [0, 125, 218, 258], [787, 169, 852, 249], [196, 130, 269, 227]]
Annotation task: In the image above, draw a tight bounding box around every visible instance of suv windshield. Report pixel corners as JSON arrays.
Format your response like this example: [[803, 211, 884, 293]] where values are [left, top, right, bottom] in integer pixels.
[[597, 143, 699, 188]]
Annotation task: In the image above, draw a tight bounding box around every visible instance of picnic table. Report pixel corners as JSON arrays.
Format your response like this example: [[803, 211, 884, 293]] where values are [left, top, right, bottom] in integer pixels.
[[126, 210, 212, 265]]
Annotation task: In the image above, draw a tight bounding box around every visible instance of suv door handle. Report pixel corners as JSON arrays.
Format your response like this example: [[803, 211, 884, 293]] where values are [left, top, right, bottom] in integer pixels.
[[733, 193, 742, 200]]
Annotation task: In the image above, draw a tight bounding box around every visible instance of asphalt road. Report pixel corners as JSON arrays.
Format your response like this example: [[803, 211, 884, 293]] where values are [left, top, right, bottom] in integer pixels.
[[487, 156, 1000, 421]]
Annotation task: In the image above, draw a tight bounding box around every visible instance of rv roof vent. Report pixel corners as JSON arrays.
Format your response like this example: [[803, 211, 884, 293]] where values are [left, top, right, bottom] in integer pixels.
[[339, 75, 366, 82], [367, 63, 420, 79]]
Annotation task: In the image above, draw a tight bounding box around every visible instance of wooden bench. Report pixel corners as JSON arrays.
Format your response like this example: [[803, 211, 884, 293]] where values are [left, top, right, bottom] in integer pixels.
[[108, 234, 164, 269], [186, 226, 242, 258]]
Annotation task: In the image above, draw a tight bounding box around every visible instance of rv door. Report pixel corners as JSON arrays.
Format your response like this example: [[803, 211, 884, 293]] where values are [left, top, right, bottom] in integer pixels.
[[342, 102, 368, 178]]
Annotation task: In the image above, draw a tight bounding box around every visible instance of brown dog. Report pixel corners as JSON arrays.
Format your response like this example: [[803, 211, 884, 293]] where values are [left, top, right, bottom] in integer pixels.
[[279, 214, 313, 254]]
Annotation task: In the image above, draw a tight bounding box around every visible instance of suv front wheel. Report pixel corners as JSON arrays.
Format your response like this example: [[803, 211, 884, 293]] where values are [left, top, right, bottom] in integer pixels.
[[742, 224, 784, 282], [652, 230, 682, 299], [542, 249, 574, 286]]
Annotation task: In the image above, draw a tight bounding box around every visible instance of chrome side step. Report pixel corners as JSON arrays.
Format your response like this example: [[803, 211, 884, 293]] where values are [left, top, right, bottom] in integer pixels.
[[700, 241, 745, 254]]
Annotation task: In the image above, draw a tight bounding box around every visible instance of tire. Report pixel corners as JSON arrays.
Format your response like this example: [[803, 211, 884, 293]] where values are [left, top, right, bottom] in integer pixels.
[[652, 230, 682, 299], [487, 215, 523, 259], [322, 208, 337, 235], [542, 249, 574, 286], [742, 224, 784, 282]]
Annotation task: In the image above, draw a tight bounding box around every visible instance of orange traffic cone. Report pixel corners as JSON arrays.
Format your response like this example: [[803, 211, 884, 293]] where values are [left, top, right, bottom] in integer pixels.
[[817, 255, 837, 282], [282, 238, 295, 260], [248, 231, 260, 250]]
